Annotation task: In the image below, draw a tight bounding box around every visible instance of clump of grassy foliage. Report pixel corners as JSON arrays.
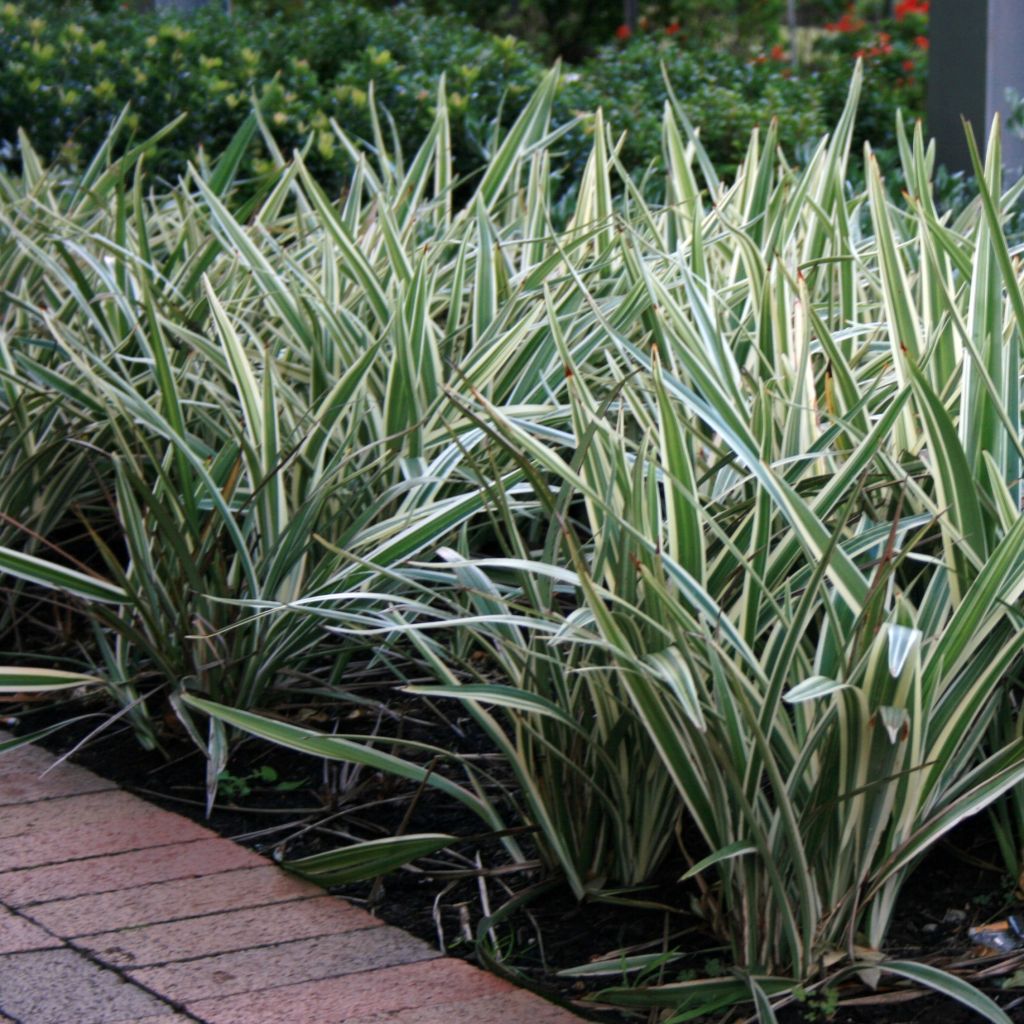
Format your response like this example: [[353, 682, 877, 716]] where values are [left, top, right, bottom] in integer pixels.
[[5, 65, 1024, 1021]]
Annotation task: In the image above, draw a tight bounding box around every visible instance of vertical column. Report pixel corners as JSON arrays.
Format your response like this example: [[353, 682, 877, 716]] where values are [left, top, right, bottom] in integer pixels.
[[927, 0, 1024, 174]]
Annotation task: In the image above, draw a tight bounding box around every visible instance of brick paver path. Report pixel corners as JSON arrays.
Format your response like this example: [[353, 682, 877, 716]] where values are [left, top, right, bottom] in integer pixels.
[[0, 737, 583, 1023]]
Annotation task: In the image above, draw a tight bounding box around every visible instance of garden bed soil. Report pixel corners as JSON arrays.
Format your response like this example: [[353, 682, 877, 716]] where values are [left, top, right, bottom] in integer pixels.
[[8, 694, 1024, 1024]]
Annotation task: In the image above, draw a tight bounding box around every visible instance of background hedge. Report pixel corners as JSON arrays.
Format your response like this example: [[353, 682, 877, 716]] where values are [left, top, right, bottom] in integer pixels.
[[0, 1, 925, 191]]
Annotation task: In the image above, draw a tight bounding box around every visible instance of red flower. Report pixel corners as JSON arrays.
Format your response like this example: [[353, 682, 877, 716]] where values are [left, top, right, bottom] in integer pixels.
[[665, 20, 680, 35], [915, 34, 929, 49], [770, 43, 786, 60], [902, 58, 915, 72], [825, 7, 865, 33], [615, 23, 631, 40], [895, 0, 929, 20]]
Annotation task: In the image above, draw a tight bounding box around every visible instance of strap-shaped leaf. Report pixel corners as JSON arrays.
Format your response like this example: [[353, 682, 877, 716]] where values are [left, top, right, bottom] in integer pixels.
[[0, 668, 104, 693], [283, 833, 456, 885], [0, 547, 128, 605]]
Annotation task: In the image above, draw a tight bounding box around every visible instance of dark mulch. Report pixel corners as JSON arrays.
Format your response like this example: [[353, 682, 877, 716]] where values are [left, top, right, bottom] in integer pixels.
[[7, 690, 1024, 1024]]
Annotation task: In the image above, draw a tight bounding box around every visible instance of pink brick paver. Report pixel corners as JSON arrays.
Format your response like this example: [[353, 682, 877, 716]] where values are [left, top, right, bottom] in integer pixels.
[[0, 947, 175, 1022], [26, 864, 322, 936], [129, 927, 441, 1002], [0, 753, 114, 805], [0, 736, 584, 1023], [1, 788, 160, 839], [0, 905, 61, 953], [0, 836, 264, 906], [188, 957, 523, 1024], [77, 896, 381, 966], [0, 790, 212, 869], [344, 990, 590, 1024]]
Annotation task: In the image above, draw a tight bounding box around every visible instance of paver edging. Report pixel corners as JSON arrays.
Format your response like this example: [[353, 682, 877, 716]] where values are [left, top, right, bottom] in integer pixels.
[[0, 735, 586, 1023]]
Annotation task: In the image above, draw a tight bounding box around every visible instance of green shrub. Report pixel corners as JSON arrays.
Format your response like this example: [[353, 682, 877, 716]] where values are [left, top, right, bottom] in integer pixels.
[[412, 0, 787, 62], [0, 0, 884, 194], [0, 1, 547, 188], [810, 0, 929, 165], [567, 34, 826, 175], [161, 74, 1024, 1016], [5, 58, 1024, 1021]]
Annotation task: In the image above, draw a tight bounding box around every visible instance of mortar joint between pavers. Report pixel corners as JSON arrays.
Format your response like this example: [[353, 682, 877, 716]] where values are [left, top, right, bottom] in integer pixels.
[[0, 898, 67, 948], [71, 917, 386, 970], [61, 934, 210, 1023]]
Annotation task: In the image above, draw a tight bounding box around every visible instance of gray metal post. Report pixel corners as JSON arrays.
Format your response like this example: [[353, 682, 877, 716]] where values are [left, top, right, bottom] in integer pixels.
[[927, 0, 1024, 175], [623, 0, 638, 32], [786, 0, 797, 67]]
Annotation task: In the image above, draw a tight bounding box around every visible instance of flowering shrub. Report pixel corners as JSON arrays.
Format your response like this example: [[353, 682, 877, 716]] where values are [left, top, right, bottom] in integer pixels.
[[594, 3, 929, 179], [894, 0, 929, 19], [417, 0, 783, 63], [812, 1, 929, 158], [573, 33, 824, 175], [0, 0, 930, 193]]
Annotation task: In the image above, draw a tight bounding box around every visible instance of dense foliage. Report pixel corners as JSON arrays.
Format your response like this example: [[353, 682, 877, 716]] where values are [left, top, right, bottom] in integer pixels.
[[5, 65, 1024, 1020], [12, 0, 1024, 1019], [0, 0, 927, 191], [413, 0, 788, 62], [0, 1, 541, 188]]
